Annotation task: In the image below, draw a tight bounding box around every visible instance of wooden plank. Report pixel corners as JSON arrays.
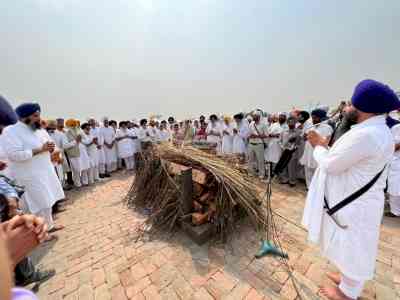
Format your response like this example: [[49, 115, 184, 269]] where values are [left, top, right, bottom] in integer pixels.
[[167, 162, 207, 185]]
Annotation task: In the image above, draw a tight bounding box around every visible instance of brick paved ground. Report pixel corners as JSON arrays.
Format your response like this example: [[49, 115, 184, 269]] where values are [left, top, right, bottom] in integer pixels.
[[31, 172, 400, 299]]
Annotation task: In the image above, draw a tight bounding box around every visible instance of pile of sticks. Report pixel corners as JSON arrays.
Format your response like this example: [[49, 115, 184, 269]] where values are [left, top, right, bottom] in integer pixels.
[[125, 143, 268, 241]]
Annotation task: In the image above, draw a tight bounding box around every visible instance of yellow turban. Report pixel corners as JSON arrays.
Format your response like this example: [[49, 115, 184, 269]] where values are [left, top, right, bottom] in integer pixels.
[[65, 119, 79, 128]]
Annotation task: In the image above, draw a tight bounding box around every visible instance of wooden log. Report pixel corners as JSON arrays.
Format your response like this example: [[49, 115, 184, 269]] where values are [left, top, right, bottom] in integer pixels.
[[193, 183, 204, 197], [192, 212, 209, 226], [198, 193, 211, 204], [193, 201, 203, 212], [167, 162, 207, 185]]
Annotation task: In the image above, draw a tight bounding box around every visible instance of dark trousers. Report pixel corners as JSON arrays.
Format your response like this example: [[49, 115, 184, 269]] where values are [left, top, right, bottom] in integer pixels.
[[15, 257, 35, 284]]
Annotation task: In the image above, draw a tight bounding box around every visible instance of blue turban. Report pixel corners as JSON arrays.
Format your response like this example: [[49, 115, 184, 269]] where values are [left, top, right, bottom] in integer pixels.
[[311, 109, 327, 120], [15, 102, 41, 118], [0, 95, 17, 126], [352, 79, 400, 114]]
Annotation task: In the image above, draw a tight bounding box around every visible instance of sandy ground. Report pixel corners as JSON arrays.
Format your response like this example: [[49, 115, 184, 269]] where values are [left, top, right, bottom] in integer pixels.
[[29, 172, 400, 299]]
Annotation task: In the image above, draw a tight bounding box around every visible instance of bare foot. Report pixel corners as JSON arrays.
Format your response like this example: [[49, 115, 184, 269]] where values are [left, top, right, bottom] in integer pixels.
[[326, 272, 341, 285], [320, 285, 354, 300]]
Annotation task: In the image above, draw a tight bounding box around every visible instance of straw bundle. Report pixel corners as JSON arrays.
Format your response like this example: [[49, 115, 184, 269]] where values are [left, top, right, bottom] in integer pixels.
[[125, 143, 268, 241]]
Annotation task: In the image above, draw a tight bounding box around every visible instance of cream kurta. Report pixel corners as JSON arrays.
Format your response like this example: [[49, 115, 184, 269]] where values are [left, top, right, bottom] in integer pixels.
[[116, 129, 133, 158], [233, 121, 250, 154], [302, 115, 393, 281], [100, 126, 117, 165], [388, 124, 400, 196], [2, 122, 65, 214], [265, 123, 286, 163], [221, 123, 234, 154], [300, 123, 333, 168]]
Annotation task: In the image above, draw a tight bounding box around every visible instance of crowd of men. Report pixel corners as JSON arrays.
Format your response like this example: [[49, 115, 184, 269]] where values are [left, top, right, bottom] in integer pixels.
[[0, 78, 400, 300]]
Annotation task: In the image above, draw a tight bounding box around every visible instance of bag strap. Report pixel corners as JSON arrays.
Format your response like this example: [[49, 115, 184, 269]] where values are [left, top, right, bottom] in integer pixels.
[[253, 123, 267, 148], [326, 165, 386, 216]]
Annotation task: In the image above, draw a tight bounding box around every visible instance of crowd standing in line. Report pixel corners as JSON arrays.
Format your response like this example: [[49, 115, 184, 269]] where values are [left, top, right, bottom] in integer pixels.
[[0, 79, 400, 300]]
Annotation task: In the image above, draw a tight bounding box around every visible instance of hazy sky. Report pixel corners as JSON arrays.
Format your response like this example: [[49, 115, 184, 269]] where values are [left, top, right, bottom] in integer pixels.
[[1, 1, 399, 120]]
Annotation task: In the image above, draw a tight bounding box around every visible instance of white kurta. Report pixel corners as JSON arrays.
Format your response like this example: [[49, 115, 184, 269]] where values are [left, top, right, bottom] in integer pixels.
[[265, 123, 286, 163], [116, 129, 133, 159], [78, 141, 90, 171], [233, 121, 250, 154], [0, 135, 14, 179], [2, 122, 65, 214], [388, 124, 400, 196], [128, 128, 139, 154], [89, 127, 100, 166], [82, 132, 97, 168], [300, 123, 333, 168], [158, 129, 171, 142], [302, 115, 393, 281], [137, 127, 153, 143], [52, 130, 70, 173], [221, 123, 234, 154], [206, 123, 222, 145], [101, 127, 117, 165]]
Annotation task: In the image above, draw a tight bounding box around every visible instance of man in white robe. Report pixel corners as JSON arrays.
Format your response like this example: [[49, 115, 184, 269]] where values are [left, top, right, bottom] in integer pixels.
[[3, 103, 65, 234], [232, 113, 250, 158], [265, 113, 288, 168], [302, 79, 400, 300], [221, 117, 234, 154], [158, 120, 171, 142], [88, 118, 101, 181], [100, 118, 117, 174], [386, 122, 400, 217], [300, 109, 333, 188], [116, 121, 135, 170], [206, 115, 223, 153]]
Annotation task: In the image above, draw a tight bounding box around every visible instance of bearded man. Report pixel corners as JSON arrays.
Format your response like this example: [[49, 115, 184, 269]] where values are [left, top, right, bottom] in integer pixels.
[[302, 79, 400, 300], [2, 103, 65, 235]]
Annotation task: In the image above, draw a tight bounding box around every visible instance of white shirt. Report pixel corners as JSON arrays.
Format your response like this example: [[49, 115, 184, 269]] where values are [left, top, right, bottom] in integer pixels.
[[100, 126, 115, 146], [248, 122, 268, 144], [158, 129, 171, 142], [300, 123, 333, 168], [302, 115, 393, 281], [116, 128, 133, 158], [206, 122, 222, 144], [137, 126, 153, 143]]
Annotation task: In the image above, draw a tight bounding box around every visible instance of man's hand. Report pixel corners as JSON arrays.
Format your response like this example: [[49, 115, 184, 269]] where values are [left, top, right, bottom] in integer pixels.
[[307, 130, 328, 148], [0, 161, 7, 171], [6, 215, 48, 243], [42, 142, 55, 153], [233, 129, 238, 134], [76, 135, 82, 143]]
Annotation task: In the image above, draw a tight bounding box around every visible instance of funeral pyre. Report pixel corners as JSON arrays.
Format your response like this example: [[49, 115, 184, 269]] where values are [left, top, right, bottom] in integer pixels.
[[125, 143, 269, 242]]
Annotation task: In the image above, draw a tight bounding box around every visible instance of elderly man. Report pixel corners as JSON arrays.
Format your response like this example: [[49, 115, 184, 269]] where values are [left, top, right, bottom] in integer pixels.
[[2, 103, 65, 235], [300, 109, 333, 188], [302, 79, 399, 300], [248, 111, 268, 179]]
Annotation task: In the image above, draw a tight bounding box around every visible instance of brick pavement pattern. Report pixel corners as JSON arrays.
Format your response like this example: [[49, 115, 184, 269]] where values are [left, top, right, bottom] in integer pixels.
[[32, 173, 400, 299]]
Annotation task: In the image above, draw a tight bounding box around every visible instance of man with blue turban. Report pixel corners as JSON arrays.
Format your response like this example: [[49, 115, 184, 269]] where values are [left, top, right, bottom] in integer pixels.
[[2, 102, 65, 239], [302, 79, 400, 300], [0, 97, 56, 287]]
